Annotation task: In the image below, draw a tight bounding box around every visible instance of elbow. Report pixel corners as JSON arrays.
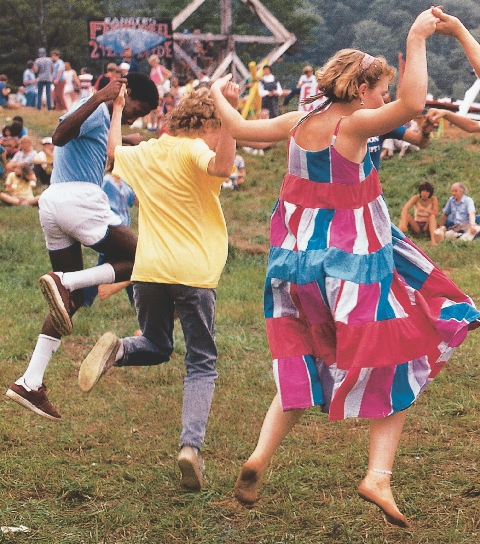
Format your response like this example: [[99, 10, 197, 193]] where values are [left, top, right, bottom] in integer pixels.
[[216, 167, 234, 178]]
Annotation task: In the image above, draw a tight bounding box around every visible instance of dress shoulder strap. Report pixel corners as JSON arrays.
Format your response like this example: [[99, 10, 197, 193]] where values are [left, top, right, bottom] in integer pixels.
[[331, 116, 345, 146]]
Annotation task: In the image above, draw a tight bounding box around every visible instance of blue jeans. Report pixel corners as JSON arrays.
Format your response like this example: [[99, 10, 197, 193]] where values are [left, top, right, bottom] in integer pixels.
[[37, 81, 52, 110], [120, 282, 218, 451], [26, 92, 36, 108]]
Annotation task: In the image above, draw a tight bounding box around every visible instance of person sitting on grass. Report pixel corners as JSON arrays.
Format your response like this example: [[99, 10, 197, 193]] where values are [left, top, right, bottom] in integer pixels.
[[438, 182, 480, 241], [0, 162, 40, 206], [398, 181, 439, 245]]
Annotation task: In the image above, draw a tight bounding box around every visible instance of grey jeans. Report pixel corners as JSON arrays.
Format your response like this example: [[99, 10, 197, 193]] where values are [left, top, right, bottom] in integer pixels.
[[120, 282, 218, 451]]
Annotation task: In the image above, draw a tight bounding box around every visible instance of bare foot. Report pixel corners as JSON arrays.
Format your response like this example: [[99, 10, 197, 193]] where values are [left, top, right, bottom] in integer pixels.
[[430, 240, 438, 247], [234, 463, 263, 507], [358, 476, 410, 528]]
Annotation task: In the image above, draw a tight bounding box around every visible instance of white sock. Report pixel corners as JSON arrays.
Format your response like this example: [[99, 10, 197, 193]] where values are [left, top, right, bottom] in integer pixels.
[[60, 263, 115, 292], [17, 334, 61, 391]]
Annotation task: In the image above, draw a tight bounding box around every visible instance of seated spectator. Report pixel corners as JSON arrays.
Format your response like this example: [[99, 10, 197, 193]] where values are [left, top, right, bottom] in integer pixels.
[[222, 153, 246, 190], [33, 137, 54, 185], [438, 182, 480, 242], [0, 124, 21, 170], [398, 181, 439, 246], [0, 75, 21, 110], [16, 87, 27, 107], [13, 116, 28, 136], [381, 118, 421, 159], [0, 162, 39, 206], [6, 136, 37, 174]]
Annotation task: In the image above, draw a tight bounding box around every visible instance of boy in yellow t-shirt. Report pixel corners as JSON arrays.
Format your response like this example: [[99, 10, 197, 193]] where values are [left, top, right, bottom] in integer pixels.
[[79, 86, 236, 491]]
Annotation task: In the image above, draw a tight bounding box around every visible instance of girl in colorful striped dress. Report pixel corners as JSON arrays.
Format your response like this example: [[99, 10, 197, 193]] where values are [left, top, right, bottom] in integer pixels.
[[211, 9, 480, 527]]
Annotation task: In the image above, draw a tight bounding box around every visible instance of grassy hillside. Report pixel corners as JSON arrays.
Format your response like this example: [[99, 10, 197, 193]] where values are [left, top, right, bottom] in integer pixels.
[[1, 109, 480, 542]]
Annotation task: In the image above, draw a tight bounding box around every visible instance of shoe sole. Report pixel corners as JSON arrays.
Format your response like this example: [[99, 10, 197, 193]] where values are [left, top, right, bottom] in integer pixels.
[[178, 455, 203, 491], [5, 389, 61, 421], [78, 332, 119, 392], [38, 274, 73, 336]]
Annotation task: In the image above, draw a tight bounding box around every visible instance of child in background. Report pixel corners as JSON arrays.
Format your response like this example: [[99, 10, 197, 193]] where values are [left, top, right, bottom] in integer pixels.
[[82, 166, 136, 307], [0, 162, 39, 206]]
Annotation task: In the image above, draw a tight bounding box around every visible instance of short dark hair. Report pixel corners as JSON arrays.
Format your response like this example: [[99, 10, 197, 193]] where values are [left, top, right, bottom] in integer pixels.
[[418, 181, 434, 197], [126, 72, 159, 111], [27, 60, 34, 69], [13, 116, 23, 125]]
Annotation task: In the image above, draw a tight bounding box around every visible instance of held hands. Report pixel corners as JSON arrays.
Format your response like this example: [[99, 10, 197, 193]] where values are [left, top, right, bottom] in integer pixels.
[[425, 108, 447, 124], [97, 78, 128, 103], [432, 7, 465, 38], [113, 83, 127, 110], [409, 7, 441, 39], [211, 74, 240, 108]]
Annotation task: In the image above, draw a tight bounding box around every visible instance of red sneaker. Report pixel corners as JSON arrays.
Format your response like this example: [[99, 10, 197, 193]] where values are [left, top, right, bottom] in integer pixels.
[[6, 382, 61, 420], [38, 272, 74, 336]]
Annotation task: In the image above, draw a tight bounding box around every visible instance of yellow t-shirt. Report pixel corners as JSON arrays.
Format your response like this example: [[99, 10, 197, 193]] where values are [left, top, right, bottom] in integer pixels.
[[5, 172, 34, 199], [113, 134, 228, 288]]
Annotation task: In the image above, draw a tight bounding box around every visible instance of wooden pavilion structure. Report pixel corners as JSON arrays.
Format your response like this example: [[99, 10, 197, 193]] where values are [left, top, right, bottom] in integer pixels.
[[171, 0, 297, 84]]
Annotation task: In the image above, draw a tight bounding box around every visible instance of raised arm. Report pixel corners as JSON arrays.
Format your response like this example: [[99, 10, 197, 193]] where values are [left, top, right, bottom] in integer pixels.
[[349, 9, 438, 140], [52, 78, 127, 147], [107, 85, 126, 160], [207, 87, 237, 178], [210, 75, 303, 142], [433, 7, 480, 77]]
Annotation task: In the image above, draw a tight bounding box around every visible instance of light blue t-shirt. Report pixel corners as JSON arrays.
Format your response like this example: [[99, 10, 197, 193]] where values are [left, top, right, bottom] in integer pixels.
[[51, 99, 110, 186], [53, 59, 65, 82], [442, 194, 475, 225], [23, 69, 37, 94], [102, 173, 135, 227]]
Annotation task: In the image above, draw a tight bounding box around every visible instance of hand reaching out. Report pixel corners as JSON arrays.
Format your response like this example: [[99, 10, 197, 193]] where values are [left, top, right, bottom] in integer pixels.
[[222, 80, 240, 109], [432, 7, 465, 38]]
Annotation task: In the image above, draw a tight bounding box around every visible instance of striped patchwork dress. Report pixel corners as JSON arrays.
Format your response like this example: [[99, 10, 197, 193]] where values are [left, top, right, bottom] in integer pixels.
[[265, 117, 480, 421]]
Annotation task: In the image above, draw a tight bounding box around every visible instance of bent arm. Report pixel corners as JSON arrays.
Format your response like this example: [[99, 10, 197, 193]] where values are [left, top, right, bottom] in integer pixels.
[[432, 110, 480, 133], [53, 78, 126, 146], [107, 85, 126, 159], [207, 126, 236, 178], [401, 195, 419, 216], [211, 76, 303, 142], [349, 10, 437, 139]]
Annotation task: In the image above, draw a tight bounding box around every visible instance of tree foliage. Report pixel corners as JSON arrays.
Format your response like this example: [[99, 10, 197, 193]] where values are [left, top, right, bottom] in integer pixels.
[[1, 0, 480, 98]]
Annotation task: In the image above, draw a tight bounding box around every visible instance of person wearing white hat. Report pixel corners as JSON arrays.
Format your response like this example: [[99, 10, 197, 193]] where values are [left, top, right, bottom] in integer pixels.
[[33, 137, 54, 185]]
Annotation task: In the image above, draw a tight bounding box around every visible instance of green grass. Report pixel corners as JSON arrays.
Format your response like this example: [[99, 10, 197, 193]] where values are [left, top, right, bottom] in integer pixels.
[[1, 111, 480, 542]]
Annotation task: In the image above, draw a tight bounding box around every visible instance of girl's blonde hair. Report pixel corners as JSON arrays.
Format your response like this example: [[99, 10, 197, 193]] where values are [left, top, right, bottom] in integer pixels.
[[166, 88, 221, 135], [304, 49, 395, 106]]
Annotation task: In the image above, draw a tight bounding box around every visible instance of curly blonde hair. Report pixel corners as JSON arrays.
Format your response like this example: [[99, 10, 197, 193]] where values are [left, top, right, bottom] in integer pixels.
[[166, 88, 221, 135], [304, 49, 395, 106]]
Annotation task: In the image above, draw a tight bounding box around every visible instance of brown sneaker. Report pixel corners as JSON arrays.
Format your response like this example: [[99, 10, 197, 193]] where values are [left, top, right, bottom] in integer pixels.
[[6, 382, 61, 421], [178, 446, 204, 491], [78, 332, 121, 392], [38, 272, 73, 336]]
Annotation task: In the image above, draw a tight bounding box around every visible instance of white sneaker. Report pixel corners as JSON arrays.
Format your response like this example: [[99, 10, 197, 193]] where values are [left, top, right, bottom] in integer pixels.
[[177, 446, 204, 491]]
